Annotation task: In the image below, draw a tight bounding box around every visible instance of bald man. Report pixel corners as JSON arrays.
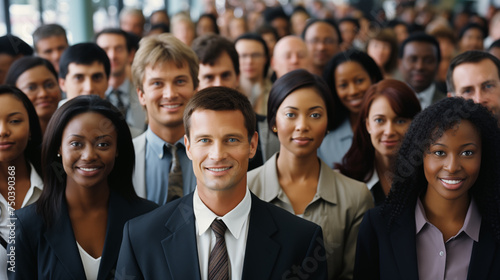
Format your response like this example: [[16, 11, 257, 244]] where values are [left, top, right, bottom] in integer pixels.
[[271, 36, 310, 78]]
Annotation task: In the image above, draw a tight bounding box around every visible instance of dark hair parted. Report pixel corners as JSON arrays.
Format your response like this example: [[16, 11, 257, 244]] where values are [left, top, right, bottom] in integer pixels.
[[398, 32, 441, 64], [447, 50, 500, 94], [336, 79, 421, 181], [0, 35, 33, 57], [234, 33, 270, 79], [5, 56, 58, 86], [59, 43, 111, 80], [322, 49, 383, 129], [383, 97, 500, 242], [301, 19, 343, 45], [268, 69, 335, 134], [197, 13, 219, 35], [37, 95, 138, 227], [184, 87, 256, 142], [192, 34, 239, 76], [0, 85, 42, 176], [458, 22, 486, 40]]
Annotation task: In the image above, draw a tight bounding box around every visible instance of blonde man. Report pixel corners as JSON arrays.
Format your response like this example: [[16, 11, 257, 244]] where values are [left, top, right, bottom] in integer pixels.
[[131, 34, 199, 205]]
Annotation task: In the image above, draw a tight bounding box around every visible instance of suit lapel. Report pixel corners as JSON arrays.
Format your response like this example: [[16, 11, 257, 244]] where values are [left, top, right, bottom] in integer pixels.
[[242, 194, 280, 280], [132, 133, 146, 198], [44, 200, 85, 280], [467, 223, 498, 279], [390, 206, 419, 280], [161, 194, 201, 280]]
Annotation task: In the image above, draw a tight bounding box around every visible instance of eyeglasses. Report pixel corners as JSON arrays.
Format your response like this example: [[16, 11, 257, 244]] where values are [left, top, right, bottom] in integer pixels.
[[238, 53, 265, 60], [306, 38, 337, 45]]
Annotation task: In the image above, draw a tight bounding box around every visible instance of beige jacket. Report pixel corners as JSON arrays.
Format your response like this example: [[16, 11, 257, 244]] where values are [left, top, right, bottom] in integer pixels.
[[248, 153, 374, 280]]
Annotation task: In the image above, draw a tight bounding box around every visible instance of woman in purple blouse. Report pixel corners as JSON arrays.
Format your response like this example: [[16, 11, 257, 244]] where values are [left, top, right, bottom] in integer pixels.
[[354, 97, 500, 280]]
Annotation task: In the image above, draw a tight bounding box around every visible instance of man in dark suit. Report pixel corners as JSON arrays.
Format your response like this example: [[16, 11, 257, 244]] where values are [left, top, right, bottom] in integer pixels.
[[115, 87, 327, 280], [399, 32, 446, 109]]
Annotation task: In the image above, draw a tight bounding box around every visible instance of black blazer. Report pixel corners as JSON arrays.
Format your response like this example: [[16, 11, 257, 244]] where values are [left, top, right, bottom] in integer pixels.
[[115, 192, 328, 280], [10, 192, 157, 280], [354, 204, 500, 280]]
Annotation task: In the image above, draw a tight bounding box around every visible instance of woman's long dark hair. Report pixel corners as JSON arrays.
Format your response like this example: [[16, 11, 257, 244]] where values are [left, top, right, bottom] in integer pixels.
[[37, 95, 138, 226], [322, 49, 383, 130], [383, 97, 500, 243], [336, 79, 421, 182], [0, 86, 42, 175]]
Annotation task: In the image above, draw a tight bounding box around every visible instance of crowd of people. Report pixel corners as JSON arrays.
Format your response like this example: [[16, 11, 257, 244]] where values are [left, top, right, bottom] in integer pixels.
[[1, 0, 500, 279]]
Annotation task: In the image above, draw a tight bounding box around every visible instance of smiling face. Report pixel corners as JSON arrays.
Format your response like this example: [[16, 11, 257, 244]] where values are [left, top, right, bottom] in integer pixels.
[[35, 35, 68, 72], [185, 109, 258, 196], [0, 94, 30, 164], [334, 61, 373, 114], [60, 112, 117, 190], [16, 65, 61, 121], [275, 87, 328, 158], [138, 61, 196, 134], [423, 120, 481, 204], [399, 41, 438, 93], [366, 96, 411, 158]]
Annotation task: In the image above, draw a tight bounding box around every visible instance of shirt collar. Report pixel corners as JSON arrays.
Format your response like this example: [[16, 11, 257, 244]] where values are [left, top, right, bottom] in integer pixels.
[[415, 83, 435, 109], [193, 187, 251, 239], [145, 127, 185, 159], [338, 118, 353, 141], [415, 197, 481, 242], [366, 168, 379, 190], [105, 78, 132, 96], [29, 162, 43, 192]]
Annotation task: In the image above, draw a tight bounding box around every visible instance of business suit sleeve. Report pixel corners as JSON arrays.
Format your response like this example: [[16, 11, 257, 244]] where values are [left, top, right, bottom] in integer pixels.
[[115, 221, 144, 280], [353, 209, 380, 280], [8, 213, 37, 280], [341, 187, 374, 280]]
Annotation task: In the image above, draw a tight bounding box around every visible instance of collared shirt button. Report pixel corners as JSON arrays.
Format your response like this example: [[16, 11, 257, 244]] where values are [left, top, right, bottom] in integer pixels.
[[439, 251, 444, 257]]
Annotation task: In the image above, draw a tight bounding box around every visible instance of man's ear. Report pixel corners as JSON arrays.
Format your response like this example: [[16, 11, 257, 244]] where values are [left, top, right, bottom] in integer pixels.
[[184, 134, 192, 160], [59, 78, 66, 92], [137, 88, 147, 106], [248, 131, 258, 159]]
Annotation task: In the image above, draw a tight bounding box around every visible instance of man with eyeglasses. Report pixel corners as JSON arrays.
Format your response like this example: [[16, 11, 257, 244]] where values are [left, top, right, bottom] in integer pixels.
[[234, 33, 272, 116], [302, 19, 342, 76]]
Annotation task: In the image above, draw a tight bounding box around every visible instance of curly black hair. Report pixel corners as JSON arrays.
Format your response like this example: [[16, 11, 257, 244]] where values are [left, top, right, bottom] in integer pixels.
[[383, 97, 500, 243]]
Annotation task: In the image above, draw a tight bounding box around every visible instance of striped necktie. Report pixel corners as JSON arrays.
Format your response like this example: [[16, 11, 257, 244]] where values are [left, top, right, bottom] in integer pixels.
[[208, 219, 229, 280]]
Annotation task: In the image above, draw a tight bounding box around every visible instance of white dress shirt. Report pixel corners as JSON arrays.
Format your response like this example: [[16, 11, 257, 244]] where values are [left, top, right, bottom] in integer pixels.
[[77, 242, 101, 280], [1, 163, 43, 280], [193, 187, 251, 280], [416, 83, 436, 109]]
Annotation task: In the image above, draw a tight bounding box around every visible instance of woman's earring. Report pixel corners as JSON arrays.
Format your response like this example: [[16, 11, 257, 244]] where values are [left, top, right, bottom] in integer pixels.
[[272, 127, 277, 132], [57, 153, 61, 157]]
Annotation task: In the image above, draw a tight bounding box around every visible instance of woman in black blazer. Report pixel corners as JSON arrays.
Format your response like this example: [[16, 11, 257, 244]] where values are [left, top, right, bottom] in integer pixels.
[[354, 97, 500, 280], [9, 96, 157, 280]]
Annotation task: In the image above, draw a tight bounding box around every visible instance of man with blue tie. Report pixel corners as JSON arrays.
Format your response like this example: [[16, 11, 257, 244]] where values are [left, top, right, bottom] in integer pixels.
[[115, 87, 327, 280], [130, 34, 198, 205]]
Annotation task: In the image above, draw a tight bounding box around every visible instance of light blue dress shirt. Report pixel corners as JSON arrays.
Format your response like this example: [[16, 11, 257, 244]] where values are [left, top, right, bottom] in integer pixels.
[[145, 128, 196, 205]]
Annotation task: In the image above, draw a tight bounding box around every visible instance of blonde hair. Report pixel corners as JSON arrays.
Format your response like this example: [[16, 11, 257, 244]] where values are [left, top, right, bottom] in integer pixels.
[[132, 34, 199, 91]]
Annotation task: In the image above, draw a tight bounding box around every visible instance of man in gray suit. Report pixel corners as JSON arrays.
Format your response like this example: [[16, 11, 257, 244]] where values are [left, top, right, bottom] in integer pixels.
[[130, 34, 198, 205]]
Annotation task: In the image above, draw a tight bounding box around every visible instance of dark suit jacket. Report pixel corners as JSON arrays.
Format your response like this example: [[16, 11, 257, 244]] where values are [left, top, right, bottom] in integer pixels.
[[431, 87, 446, 105], [354, 204, 500, 280], [10, 192, 157, 280], [115, 192, 328, 280]]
